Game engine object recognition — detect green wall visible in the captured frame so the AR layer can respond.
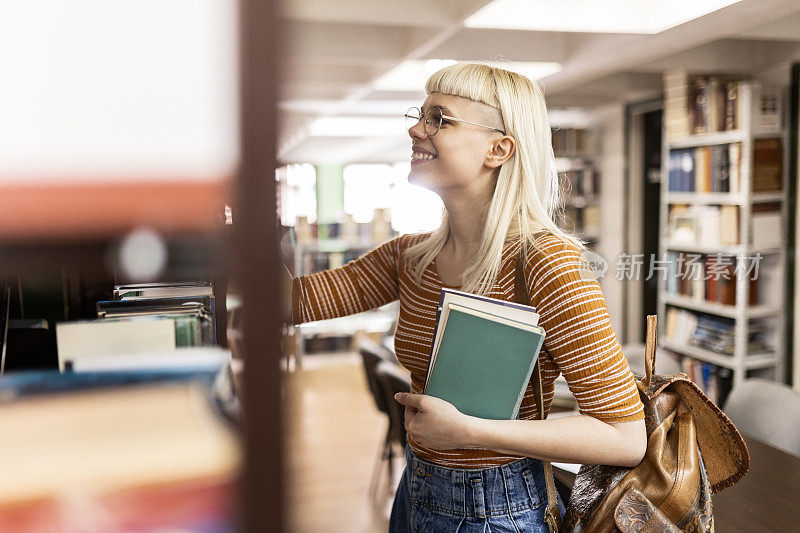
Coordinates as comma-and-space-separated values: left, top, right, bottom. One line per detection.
315, 165, 344, 225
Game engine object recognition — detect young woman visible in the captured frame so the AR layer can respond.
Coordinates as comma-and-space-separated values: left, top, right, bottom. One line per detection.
288, 63, 646, 532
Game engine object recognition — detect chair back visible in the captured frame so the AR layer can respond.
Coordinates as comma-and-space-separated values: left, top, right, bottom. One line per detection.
358, 339, 394, 414
724, 378, 800, 458
375, 360, 411, 447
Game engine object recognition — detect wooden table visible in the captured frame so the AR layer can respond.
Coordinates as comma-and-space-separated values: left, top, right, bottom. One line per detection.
553, 436, 800, 532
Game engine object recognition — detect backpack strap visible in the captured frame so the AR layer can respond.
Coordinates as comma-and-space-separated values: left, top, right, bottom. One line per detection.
515, 248, 562, 533
642, 315, 658, 388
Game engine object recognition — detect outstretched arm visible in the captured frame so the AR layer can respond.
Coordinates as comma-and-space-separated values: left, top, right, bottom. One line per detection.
290, 236, 404, 325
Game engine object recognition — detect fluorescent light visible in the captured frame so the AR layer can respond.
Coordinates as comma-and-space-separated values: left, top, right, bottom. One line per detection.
373, 60, 457, 92
465, 0, 743, 34
308, 116, 402, 137
373, 59, 561, 92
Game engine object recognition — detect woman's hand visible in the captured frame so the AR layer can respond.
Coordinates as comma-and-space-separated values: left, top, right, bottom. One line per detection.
395, 393, 475, 450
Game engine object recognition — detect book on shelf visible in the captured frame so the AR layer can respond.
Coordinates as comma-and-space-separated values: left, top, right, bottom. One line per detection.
666, 252, 758, 306
678, 356, 733, 406
294, 214, 397, 248
560, 165, 599, 197
665, 75, 782, 141
667, 205, 739, 247
667, 143, 741, 193
424, 288, 545, 420
664, 71, 692, 138
113, 281, 213, 300
551, 128, 599, 155
690, 75, 743, 136
752, 137, 783, 192
56, 318, 176, 372
97, 295, 215, 346
665, 307, 770, 356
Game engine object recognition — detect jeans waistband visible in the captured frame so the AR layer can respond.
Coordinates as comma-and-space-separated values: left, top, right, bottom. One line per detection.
404, 445, 547, 519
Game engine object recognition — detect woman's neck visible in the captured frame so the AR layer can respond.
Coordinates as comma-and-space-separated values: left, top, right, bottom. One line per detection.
440, 184, 493, 258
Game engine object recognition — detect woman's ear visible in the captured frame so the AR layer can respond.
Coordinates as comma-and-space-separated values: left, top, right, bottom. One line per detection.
485, 136, 516, 169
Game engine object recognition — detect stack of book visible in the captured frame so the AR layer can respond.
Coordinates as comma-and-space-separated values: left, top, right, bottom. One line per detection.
667, 143, 741, 193
55, 282, 216, 372
98, 288, 216, 347
425, 288, 545, 420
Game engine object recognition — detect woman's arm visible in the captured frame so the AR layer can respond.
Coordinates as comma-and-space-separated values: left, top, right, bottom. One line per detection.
290, 235, 404, 325
469, 412, 646, 467
395, 393, 647, 467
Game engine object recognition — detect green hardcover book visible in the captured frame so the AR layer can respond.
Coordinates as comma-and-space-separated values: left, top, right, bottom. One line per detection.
424, 305, 545, 420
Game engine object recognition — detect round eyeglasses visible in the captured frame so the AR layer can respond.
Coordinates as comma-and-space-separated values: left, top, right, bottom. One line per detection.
404, 106, 506, 137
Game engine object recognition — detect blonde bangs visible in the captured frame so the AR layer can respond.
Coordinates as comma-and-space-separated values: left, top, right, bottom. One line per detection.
424, 63, 501, 109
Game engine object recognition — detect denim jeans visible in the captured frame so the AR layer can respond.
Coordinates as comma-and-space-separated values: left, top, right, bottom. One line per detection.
389, 446, 565, 532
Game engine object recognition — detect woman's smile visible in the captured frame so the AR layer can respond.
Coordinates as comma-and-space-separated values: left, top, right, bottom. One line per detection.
411, 146, 437, 163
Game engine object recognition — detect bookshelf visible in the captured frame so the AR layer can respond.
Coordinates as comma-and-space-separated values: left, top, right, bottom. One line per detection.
552, 127, 602, 248
658, 73, 788, 403
288, 220, 400, 366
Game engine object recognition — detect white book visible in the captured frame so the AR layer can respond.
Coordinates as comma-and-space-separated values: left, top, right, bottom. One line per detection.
695, 206, 721, 247
55, 318, 176, 372
429, 288, 540, 363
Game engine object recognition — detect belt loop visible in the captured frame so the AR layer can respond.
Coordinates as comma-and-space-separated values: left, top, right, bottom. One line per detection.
471, 474, 486, 519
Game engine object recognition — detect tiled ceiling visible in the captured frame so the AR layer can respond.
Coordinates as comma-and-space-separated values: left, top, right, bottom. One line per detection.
278, 0, 800, 165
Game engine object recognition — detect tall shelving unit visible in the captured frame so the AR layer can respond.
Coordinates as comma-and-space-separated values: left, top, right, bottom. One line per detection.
657, 79, 788, 389
552, 127, 602, 249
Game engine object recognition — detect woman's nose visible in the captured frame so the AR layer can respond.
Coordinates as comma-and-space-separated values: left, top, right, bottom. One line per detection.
408, 119, 427, 139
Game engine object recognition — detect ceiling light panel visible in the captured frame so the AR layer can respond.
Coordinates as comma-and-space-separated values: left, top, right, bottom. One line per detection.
465, 0, 743, 34
373, 59, 562, 92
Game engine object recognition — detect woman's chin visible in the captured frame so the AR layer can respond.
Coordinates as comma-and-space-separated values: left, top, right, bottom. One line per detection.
408, 171, 432, 190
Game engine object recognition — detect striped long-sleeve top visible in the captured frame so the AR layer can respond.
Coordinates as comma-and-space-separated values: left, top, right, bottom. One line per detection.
291, 231, 644, 468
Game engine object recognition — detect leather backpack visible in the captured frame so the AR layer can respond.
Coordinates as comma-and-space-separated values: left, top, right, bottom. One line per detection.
515, 255, 750, 532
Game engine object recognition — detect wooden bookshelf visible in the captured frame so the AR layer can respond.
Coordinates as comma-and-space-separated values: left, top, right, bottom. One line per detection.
658, 74, 788, 397
1, 180, 230, 243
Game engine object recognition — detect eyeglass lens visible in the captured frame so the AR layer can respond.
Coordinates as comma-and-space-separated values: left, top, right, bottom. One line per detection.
405, 106, 442, 136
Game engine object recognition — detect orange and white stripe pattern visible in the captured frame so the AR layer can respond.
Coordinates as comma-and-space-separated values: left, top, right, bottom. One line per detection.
292, 232, 644, 468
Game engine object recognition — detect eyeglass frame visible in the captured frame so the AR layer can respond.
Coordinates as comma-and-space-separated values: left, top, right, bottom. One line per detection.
404, 105, 506, 137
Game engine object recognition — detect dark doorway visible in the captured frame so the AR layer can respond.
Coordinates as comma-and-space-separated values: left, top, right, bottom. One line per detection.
642, 109, 662, 339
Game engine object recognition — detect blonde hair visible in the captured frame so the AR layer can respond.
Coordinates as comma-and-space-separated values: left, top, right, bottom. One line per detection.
403, 62, 588, 294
